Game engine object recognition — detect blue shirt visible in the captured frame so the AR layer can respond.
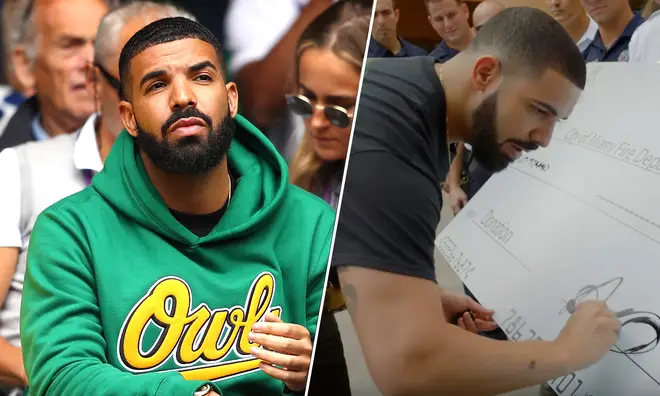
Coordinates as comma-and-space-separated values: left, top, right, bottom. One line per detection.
582, 13, 645, 62
31, 115, 49, 141
428, 41, 460, 63
367, 36, 427, 58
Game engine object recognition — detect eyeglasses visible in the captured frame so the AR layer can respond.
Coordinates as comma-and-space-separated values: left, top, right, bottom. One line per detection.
95, 63, 122, 96
286, 94, 352, 129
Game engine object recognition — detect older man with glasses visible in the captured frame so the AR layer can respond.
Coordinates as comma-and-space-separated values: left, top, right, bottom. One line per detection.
0, 3, 196, 395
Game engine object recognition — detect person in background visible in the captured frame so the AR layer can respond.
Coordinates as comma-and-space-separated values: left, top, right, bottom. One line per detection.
368, 0, 426, 58
21, 16, 332, 396
288, 1, 371, 395
0, 0, 110, 151
224, 0, 332, 162
546, 0, 598, 52
471, 0, 505, 28
629, 0, 660, 62
426, 0, 475, 63
581, 0, 644, 61
0, 0, 33, 137
0, 3, 196, 395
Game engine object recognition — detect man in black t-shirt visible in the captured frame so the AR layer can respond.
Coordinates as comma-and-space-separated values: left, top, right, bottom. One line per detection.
332, 7, 621, 395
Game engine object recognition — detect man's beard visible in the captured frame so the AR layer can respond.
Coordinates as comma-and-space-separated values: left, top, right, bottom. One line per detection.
134, 106, 236, 175
469, 91, 538, 173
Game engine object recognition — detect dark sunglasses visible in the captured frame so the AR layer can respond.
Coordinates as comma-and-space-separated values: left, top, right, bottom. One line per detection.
95, 63, 122, 96
286, 94, 352, 129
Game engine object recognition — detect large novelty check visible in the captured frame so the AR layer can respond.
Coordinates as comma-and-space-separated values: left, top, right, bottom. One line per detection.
436, 63, 660, 396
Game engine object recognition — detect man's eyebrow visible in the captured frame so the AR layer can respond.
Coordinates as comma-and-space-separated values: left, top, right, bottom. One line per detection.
531, 99, 559, 118
139, 69, 166, 89
189, 61, 217, 73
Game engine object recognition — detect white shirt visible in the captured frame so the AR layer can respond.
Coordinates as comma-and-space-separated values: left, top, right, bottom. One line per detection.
225, 0, 336, 161
0, 114, 102, 248
224, 0, 311, 75
629, 10, 660, 64
577, 18, 599, 53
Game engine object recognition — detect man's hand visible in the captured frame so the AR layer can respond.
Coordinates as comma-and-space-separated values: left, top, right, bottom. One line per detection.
249, 313, 312, 392
440, 290, 498, 333
554, 300, 620, 371
448, 185, 468, 215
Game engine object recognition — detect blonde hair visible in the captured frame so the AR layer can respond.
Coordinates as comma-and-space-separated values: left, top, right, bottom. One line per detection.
289, 0, 372, 192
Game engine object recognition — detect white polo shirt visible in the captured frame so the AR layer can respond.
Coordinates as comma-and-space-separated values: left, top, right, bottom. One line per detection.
0, 113, 102, 249
577, 18, 599, 54
629, 10, 660, 64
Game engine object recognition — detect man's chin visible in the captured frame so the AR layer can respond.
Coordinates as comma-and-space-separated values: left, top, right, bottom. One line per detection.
473, 152, 513, 173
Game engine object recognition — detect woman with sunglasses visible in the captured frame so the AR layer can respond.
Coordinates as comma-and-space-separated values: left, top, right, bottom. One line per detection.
287, 1, 372, 394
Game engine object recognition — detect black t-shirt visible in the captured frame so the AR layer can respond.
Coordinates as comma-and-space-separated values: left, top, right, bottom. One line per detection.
170, 171, 237, 237
331, 56, 450, 282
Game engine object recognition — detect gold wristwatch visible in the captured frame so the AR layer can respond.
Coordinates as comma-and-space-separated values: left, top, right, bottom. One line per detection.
194, 384, 213, 396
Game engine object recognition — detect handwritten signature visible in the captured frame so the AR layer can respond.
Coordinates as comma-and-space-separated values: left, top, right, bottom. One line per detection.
518, 155, 550, 172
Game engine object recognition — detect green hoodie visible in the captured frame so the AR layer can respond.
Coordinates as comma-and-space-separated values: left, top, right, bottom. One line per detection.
20, 115, 335, 396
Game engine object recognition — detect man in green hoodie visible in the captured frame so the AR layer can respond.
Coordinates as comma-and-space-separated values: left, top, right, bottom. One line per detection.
20, 17, 334, 396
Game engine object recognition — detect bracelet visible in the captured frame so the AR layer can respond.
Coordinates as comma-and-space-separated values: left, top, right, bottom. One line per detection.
194, 384, 212, 396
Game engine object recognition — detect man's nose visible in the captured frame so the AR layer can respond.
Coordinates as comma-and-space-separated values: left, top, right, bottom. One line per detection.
531, 126, 554, 148
77, 41, 96, 72
169, 78, 197, 110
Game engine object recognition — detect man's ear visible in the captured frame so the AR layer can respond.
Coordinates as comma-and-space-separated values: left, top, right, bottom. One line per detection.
471, 55, 501, 92
119, 101, 138, 137
11, 46, 36, 96
461, 3, 470, 16
226, 82, 239, 118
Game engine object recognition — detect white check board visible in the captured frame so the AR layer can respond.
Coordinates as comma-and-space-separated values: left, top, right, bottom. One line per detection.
435, 63, 660, 396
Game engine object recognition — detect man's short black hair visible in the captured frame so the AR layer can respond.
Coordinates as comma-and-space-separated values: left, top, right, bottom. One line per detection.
118, 16, 224, 100
467, 7, 586, 89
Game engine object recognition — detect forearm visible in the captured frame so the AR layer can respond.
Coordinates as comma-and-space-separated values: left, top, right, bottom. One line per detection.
446, 143, 465, 190
235, 2, 329, 127
387, 324, 568, 396
340, 267, 570, 396
0, 337, 26, 388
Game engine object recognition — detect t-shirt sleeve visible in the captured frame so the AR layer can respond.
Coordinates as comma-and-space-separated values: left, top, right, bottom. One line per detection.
0, 147, 23, 248
331, 151, 440, 282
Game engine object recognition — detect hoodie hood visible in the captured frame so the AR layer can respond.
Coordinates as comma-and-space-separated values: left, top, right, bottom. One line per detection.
92, 114, 288, 247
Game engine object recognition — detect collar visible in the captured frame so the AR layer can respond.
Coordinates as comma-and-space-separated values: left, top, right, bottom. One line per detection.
592, 13, 645, 51
31, 115, 49, 141
578, 18, 599, 48
430, 41, 460, 62
73, 113, 103, 172
369, 36, 410, 57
